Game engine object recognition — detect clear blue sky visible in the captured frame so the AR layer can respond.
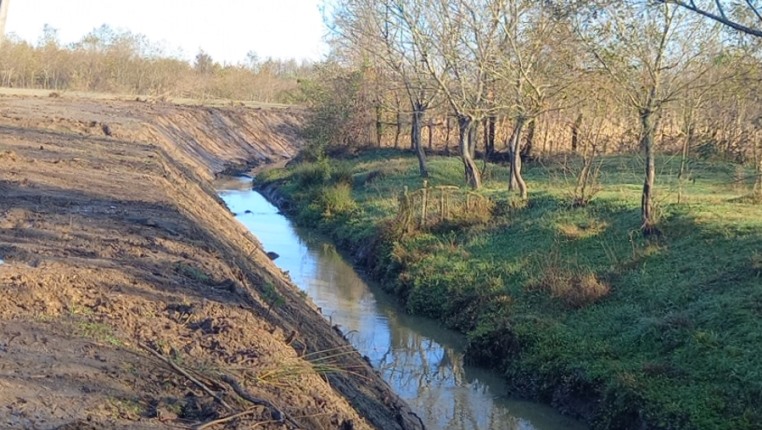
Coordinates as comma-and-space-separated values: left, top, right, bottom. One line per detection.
4, 0, 329, 64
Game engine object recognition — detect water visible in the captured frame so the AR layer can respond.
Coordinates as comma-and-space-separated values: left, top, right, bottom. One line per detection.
216, 177, 585, 430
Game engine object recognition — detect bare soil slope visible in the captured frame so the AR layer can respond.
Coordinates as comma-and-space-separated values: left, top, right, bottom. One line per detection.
0, 94, 422, 430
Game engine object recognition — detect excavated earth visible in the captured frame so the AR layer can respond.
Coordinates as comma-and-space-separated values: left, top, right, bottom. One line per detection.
0, 94, 423, 430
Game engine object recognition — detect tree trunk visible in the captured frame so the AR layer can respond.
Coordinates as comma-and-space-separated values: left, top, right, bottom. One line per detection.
394, 110, 402, 148
468, 120, 479, 159
521, 118, 536, 159
508, 117, 528, 199
542, 117, 550, 155
412, 103, 429, 178
571, 113, 583, 153
445, 116, 452, 156
0, 0, 9, 48
486, 116, 496, 158
677, 117, 694, 204
641, 108, 657, 231
754, 132, 762, 196
458, 115, 481, 189
375, 104, 383, 147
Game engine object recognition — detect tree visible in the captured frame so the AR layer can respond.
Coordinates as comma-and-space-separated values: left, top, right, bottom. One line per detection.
194, 49, 216, 75
332, 0, 439, 177
393, 0, 509, 189
297, 62, 377, 158
576, 1, 719, 232
491, 1, 578, 199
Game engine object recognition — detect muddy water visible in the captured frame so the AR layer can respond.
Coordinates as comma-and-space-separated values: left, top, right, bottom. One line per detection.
216, 177, 585, 430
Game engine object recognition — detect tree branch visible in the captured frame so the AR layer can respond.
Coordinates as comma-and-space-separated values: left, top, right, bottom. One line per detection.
658, 0, 762, 37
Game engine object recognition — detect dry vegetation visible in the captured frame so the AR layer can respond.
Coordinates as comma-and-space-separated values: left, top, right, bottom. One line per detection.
0, 25, 310, 103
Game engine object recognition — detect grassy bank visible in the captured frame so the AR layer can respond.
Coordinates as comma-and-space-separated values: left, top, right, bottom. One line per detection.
259, 149, 762, 430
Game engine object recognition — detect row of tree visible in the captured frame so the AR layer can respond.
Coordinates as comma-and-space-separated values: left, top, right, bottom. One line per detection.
0, 24, 312, 103
310, 0, 762, 230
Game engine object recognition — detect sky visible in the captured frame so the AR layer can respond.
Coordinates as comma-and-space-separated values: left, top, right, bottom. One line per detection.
4, 0, 329, 64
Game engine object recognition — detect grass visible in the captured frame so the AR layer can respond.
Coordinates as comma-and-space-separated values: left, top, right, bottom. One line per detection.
77, 321, 122, 346
259, 150, 762, 429
174, 262, 211, 283
107, 397, 147, 420
249, 346, 366, 387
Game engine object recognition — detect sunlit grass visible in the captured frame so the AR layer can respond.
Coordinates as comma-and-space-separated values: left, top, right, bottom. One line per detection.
261, 150, 762, 429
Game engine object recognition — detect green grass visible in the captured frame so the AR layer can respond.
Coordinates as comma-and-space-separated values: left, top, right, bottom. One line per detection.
258, 150, 762, 430
174, 261, 211, 283
77, 321, 122, 346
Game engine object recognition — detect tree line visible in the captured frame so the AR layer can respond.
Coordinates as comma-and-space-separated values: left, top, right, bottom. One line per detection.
302, 0, 762, 232
0, 24, 312, 103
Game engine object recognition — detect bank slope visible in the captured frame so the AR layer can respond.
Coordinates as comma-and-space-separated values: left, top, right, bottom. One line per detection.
0, 96, 422, 430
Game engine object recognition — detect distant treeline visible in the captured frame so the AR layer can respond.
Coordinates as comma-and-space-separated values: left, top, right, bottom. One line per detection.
0, 24, 313, 103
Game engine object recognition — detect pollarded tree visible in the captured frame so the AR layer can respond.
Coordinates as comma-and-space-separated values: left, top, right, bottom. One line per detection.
490, 1, 580, 199
576, 1, 720, 232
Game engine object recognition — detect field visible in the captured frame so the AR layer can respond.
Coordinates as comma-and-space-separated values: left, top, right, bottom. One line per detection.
260, 149, 762, 429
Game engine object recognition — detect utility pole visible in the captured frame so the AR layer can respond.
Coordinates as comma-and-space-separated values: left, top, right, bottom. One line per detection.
0, 0, 9, 47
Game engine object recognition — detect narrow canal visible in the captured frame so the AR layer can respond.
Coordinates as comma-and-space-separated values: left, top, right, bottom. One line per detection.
216, 176, 585, 430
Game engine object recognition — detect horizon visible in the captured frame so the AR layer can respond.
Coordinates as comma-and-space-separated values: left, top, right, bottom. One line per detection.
3, 0, 329, 64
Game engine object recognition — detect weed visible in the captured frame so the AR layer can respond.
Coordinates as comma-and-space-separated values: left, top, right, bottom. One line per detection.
68, 304, 94, 316
259, 282, 285, 317
77, 321, 122, 345
315, 183, 358, 218
107, 397, 146, 420
174, 262, 211, 283
331, 162, 354, 186
530, 261, 611, 309
294, 160, 332, 187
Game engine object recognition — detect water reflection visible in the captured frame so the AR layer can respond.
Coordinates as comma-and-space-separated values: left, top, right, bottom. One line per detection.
216, 177, 585, 430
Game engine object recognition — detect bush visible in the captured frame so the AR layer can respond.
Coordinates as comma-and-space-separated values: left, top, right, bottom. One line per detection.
294, 160, 332, 188
331, 162, 354, 186
315, 183, 358, 218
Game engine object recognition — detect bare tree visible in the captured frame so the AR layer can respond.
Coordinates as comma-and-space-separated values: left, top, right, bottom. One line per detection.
491, 1, 578, 199
333, 0, 442, 177
392, 0, 509, 189
576, 1, 720, 232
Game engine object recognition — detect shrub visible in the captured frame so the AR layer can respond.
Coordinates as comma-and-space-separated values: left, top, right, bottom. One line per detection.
331, 162, 354, 186
316, 183, 358, 218
294, 161, 332, 188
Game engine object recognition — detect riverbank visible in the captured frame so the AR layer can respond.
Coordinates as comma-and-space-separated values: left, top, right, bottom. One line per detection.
0, 94, 422, 429
257, 149, 762, 430
219, 178, 587, 430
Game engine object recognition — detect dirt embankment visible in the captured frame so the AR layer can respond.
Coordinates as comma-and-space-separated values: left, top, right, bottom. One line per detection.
0, 95, 423, 430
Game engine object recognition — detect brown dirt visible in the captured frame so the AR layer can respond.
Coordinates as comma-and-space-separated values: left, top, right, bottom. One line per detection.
0, 94, 423, 430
